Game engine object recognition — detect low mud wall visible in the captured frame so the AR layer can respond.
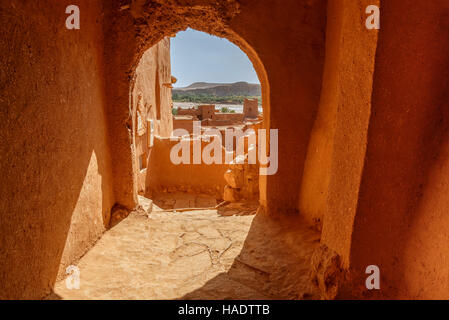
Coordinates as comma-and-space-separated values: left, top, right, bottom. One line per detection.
146, 137, 228, 198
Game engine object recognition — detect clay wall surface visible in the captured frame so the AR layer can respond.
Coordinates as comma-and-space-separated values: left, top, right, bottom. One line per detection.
345, 0, 449, 299
219, 113, 245, 121
213, 113, 245, 122
0, 0, 115, 299
137, 167, 147, 195
301, 0, 380, 300
132, 37, 173, 194
199, 105, 216, 120
173, 117, 196, 134
177, 108, 201, 117
243, 98, 259, 119
304, 0, 449, 300
132, 38, 173, 140
145, 137, 228, 198
202, 119, 243, 127
135, 132, 148, 157
301, 0, 379, 236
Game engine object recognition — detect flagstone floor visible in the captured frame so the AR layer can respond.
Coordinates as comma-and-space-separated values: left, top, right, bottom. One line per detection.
51, 194, 320, 300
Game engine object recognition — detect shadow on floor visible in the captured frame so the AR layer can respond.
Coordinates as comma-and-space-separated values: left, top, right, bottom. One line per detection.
51, 199, 321, 300
179, 209, 321, 300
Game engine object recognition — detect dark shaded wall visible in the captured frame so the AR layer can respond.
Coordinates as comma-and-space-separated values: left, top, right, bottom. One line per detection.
0, 0, 115, 299
347, 0, 449, 299
317, 0, 379, 262
306, 0, 449, 299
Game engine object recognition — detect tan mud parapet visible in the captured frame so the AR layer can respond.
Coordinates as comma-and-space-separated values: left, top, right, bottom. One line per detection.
243, 98, 259, 119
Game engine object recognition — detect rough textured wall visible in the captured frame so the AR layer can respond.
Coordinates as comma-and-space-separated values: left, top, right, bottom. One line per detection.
243, 98, 259, 119
132, 37, 174, 194
173, 117, 196, 134
304, 0, 379, 299
0, 0, 115, 299
101, 0, 327, 215
146, 137, 228, 198
346, 0, 449, 299
298, 0, 347, 227
300, 0, 380, 231
102, 1, 139, 209
312, 0, 379, 265
132, 37, 173, 139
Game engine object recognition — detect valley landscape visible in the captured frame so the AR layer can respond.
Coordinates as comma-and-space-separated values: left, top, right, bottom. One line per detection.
172, 81, 262, 106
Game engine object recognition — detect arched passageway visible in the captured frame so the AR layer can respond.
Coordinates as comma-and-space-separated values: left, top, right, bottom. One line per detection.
131, 30, 264, 204
1, 0, 329, 299
49, 21, 325, 299
7, 0, 449, 301
60, 0, 328, 300
102, 0, 327, 216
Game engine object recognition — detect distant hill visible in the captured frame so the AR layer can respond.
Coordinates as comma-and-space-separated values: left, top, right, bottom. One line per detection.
173, 81, 261, 97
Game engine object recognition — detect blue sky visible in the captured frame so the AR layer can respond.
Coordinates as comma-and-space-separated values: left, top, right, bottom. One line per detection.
170, 28, 260, 88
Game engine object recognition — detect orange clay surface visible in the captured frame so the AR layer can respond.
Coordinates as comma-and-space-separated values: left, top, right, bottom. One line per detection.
51, 195, 320, 300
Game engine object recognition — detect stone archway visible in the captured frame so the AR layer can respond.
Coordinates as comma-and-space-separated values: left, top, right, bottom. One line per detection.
103, 0, 272, 210
102, 0, 327, 214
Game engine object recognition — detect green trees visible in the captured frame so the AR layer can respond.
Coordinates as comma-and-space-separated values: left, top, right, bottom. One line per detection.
172, 92, 261, 105
219, 107, 235, 113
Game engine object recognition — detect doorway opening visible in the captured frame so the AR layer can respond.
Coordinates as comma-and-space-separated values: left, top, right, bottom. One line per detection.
53, 15, 320, 300
132, 29, 264, 211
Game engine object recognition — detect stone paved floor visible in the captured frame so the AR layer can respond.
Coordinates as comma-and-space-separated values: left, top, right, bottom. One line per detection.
52, 194, 321, 300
